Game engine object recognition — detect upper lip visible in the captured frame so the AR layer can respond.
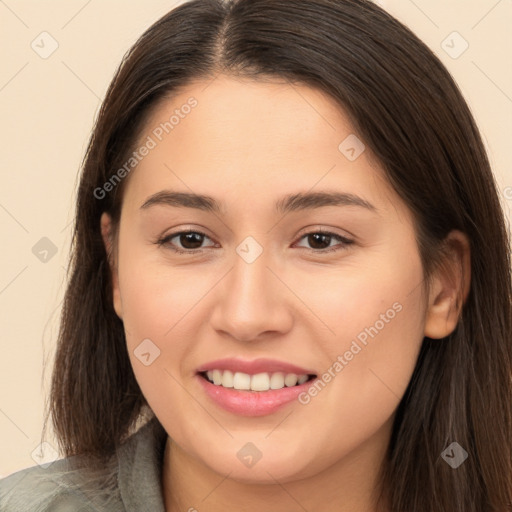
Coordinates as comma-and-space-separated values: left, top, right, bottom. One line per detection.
196, 357, 316, 376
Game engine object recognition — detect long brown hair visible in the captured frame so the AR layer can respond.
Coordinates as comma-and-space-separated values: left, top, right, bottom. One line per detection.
45, 0, 512, 510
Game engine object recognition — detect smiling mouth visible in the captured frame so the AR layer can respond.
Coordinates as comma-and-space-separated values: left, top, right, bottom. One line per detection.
199, 370, 317, 392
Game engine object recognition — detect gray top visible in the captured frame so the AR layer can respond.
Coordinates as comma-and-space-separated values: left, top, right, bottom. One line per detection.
0, 416, 168, 511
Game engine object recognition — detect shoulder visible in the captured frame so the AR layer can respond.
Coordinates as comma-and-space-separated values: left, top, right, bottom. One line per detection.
0, 415, 167, 512
0, 452, 122, 512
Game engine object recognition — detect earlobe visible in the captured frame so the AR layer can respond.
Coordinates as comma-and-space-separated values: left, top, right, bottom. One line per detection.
100, 212, 123, 320
423, 230, 471, 339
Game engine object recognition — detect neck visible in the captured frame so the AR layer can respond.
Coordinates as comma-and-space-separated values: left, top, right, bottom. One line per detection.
161, 419, 392, 512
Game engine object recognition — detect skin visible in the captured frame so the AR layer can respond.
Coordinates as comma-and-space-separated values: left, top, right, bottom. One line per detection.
101, 75, 470, 512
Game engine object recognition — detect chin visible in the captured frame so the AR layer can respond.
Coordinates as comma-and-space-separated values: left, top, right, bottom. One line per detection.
199, 447, 317, 485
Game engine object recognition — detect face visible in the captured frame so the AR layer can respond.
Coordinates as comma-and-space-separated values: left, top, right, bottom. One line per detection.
104, 75, 432, 484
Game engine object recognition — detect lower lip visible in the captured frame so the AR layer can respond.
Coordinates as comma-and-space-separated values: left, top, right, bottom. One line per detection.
197, 374, 315, 417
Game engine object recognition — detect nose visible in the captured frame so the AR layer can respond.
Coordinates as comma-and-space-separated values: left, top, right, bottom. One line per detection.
209, 248, 294, 343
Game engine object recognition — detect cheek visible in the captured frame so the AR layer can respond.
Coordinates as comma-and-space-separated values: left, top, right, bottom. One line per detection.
301, 297, 424, 478
116, 250, 206, 443
114, 236, 192, 396
298, 242, 427, 420
115, 236, 231, 424
116, 238, 212, 343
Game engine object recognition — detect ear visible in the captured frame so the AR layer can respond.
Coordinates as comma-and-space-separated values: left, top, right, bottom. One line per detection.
423, 230, 471, 339
100, 212, 123, 320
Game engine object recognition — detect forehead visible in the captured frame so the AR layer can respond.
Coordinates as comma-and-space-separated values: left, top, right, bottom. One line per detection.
122, 75, 401, 217
141, 75, 353, 157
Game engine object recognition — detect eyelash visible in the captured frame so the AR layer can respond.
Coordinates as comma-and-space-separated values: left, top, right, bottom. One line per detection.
156, 228, 354, 255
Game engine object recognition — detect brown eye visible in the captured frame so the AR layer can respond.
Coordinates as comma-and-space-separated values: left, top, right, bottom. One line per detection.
295, 231, 353, 253
307, 233, 333, 250
158, 230, 216, 253
177, 232, 205, 249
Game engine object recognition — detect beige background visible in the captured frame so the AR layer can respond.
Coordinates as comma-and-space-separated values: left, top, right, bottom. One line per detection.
0, 0, 511, 476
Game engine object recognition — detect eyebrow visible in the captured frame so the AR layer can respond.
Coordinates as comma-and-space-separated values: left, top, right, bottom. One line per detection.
140, 190, 378, 214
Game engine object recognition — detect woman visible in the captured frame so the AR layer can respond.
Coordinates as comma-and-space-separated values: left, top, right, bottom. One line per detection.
1, 0, 511, 510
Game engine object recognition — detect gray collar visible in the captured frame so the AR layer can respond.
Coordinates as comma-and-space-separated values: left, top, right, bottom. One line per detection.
117, 416, 168, 511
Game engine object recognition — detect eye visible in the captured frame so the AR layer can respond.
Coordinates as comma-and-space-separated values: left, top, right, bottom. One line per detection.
156, 228, 354, 255
294, 230, 354, 253
157, 230, 216, 254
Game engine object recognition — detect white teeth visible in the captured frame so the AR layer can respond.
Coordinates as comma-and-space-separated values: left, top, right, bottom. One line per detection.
269, 372, 285, 389
221, 370, 234, 388
250, 373, 270, 391
297, 374, 309, 385
212, 369, 223, 385
233, 372, 251, 390
204, 370, 311, 391
284, 373, 298, 387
